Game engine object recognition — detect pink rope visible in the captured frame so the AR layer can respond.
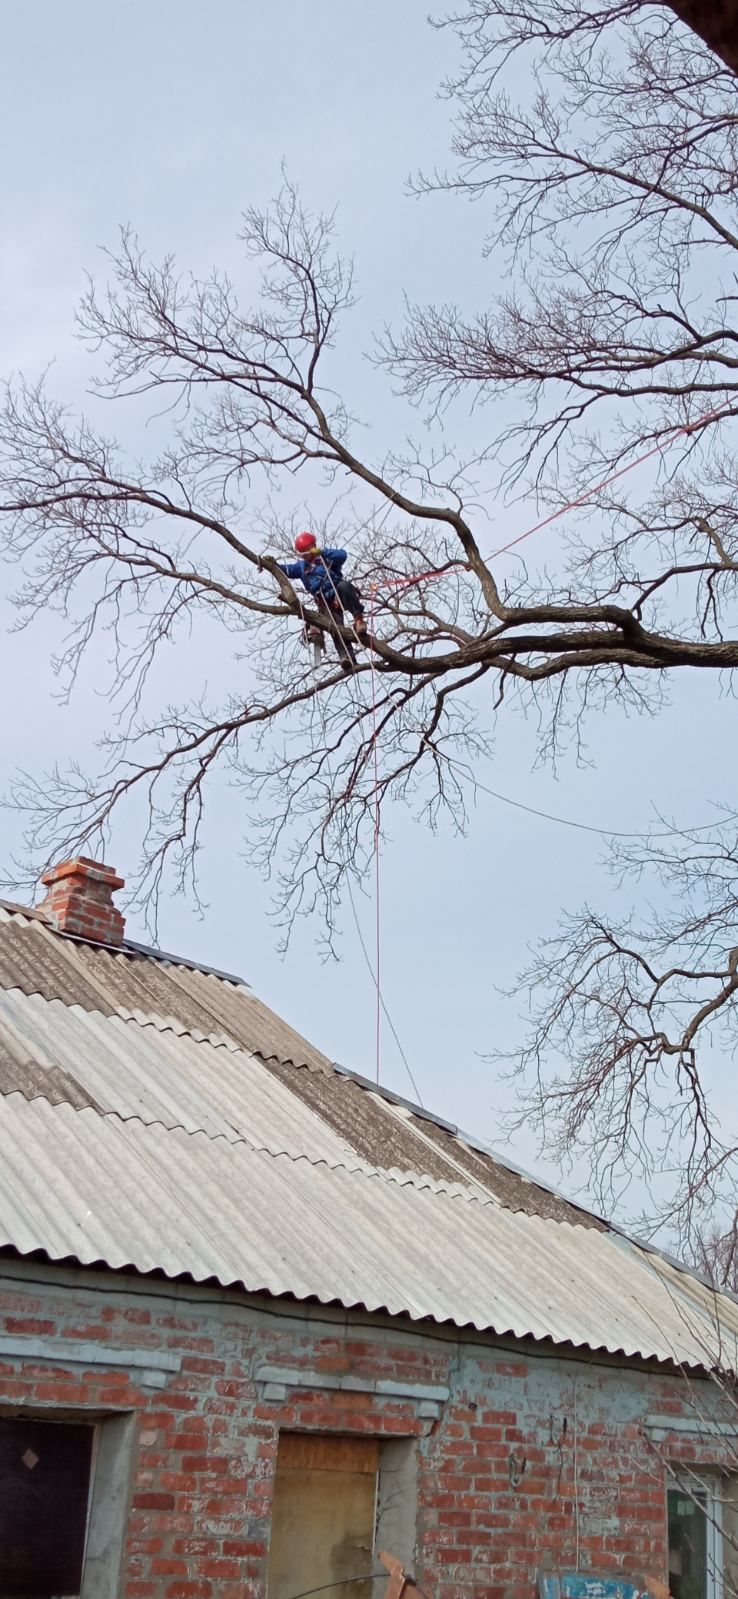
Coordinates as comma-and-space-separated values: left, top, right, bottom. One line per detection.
372, 404, 731, 600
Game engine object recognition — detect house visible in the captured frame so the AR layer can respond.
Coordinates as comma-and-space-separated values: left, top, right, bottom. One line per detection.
0, 856, 737, 1599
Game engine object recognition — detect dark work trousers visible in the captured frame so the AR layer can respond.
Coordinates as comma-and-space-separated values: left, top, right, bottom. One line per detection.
316, 586, 363, 662
329, 578, 364, 619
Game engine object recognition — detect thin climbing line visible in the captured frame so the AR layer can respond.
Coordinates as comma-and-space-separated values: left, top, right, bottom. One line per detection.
303, 556, 389, 1091
314, 555, 384, 1087
345, 872, 425, 1107
283, 1577, 390, 1599
367, 590, 382, 1087
283, 1575, 430, 1599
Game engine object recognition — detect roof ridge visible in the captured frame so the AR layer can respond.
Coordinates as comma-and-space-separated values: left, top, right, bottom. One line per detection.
0, 900, 47, 923
113, 935, 250, 988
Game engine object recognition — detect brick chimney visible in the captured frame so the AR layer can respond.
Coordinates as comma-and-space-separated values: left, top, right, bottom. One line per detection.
39, 858, 126, 946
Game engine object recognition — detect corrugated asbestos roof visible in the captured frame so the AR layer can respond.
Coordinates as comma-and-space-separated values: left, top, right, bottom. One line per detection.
0, 902, 735, 1372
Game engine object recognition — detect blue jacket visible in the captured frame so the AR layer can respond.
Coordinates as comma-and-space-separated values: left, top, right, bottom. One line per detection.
278, 547, 347, 601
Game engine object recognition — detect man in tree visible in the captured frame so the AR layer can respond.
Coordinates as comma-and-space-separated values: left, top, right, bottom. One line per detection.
276, 533, 368, 672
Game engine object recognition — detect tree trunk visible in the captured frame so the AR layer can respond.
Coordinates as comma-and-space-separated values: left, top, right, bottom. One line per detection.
666, 0, 738, 73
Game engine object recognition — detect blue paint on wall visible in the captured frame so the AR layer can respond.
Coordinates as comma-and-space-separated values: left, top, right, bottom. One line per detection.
540, 1574, 654, 1599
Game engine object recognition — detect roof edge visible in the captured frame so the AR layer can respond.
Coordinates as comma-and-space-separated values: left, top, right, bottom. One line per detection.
0, 1243, 719, 1375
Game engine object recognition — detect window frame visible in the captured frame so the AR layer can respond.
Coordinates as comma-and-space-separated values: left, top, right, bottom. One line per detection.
668, 1474, 725, 1599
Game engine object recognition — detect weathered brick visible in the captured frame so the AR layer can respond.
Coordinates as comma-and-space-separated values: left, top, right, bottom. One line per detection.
4, 1316, 57, 1335
133, 1492, 176, 1512
0, 1262, 728, 1599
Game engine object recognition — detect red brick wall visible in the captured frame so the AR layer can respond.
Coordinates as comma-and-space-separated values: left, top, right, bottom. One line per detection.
0, 1263, 733, 1599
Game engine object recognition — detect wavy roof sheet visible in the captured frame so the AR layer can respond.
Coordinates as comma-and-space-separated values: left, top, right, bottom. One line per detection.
0, 902, 735, 1372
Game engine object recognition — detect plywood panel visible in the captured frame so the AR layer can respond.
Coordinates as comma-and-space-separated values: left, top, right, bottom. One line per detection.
278, 1434, 380, 1474
268, 1434, 379, 1599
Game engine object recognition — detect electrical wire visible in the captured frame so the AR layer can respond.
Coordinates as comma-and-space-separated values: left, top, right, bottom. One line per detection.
435, 748, 738, 842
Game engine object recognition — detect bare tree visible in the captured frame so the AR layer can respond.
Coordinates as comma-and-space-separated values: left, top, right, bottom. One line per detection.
502, 825, 738, 1255
661, 0, 738, 74
697, 1224, 738, 1294
395, 5, 738, 1247
0, 2, 736, 958
446, 1, 738, 76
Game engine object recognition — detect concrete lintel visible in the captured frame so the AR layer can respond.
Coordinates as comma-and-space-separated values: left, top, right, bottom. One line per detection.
645, 1413, 738, 1441
0, 1334, 181, 1387
340, 1374, 374, 1392
263, 1382, 288, 1401
375, 1379, 449, 1402
256, 1365, 304, 1387
255, 1364, 449, 1406
136, 1368, 174, 1391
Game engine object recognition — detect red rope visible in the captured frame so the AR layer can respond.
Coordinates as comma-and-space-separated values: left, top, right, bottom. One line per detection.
371, 404, 731, 601
483, 403, 730, 564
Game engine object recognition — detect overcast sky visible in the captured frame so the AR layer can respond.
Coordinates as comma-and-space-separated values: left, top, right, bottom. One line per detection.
0, 1, 733, 1222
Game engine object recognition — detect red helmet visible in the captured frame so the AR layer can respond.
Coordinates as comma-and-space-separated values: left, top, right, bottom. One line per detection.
294, 531, 319, 554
